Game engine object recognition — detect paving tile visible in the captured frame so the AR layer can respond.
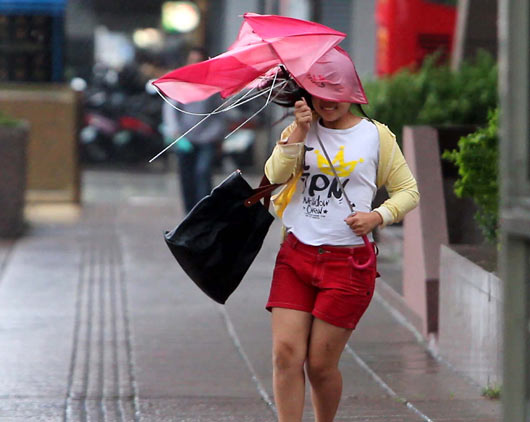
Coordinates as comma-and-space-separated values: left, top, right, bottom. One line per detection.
0, 169, 502, 421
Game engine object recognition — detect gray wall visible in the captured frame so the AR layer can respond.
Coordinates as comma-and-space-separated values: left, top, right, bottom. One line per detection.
452, 0, 497, 69
439, 245, 502, 388
319, 0, 377, 79
218, 0, 377, 78
221, 0, 261, 51
320, 0, 353, 51
65, 0, 97, 79
351, 0, 376, 78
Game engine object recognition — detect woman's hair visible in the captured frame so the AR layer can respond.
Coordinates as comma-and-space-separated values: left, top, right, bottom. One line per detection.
353, 104, 372, 120
257, 68, 313, 108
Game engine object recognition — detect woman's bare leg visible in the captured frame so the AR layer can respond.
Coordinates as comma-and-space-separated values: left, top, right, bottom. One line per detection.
306, 318, 353, 422
271, 308, 313, 422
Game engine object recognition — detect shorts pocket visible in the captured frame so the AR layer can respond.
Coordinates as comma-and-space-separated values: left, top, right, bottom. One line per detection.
349, 256, 376, 297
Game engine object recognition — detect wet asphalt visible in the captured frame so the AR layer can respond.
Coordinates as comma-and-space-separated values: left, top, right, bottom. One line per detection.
0, 168, 501, 421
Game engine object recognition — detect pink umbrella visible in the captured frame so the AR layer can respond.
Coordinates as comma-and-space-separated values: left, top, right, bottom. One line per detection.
153, 13, 347, 104
152, 14, 374, 269
293, 46, 368, 104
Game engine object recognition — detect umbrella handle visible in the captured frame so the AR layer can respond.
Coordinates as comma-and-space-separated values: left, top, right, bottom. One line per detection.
350, 234, 376, 270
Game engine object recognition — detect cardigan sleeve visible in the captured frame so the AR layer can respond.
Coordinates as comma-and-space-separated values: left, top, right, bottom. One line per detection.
264, 121, 303, 184
372, 135, 420, 226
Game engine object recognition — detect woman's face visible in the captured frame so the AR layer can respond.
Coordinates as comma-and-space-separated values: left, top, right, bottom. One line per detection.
312, 97, 353, 128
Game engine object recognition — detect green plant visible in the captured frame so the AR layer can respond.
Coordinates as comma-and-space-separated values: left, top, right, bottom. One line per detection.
419, 51, 498, 125
482, 384, 501, 400
0, 110, 22, 127
360, 50, 498, 141
442, 108, 499, 242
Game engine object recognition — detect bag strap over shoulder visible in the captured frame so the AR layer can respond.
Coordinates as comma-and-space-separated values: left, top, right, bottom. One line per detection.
314, 126, 376, 270
244, 175, 281, 209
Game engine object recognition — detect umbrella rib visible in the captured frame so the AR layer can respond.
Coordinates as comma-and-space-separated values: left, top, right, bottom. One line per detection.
155, 77, 288, 116
224, 69, 286, 140
220, 81, 286, 111
149, 78, 286, 162
150, 63, 292, 162
148, 97, 231, 162
154, 84, 256, 116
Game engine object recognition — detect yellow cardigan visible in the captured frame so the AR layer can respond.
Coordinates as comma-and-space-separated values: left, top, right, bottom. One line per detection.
264, 119, 420, 226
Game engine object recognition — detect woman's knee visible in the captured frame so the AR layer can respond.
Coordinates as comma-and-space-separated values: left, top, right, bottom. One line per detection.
306, 357, 338, 383
272, 340, 306, 372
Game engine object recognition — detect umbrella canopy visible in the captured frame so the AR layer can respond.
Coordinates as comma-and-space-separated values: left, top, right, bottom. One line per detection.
153, 13, 346, 104
294, 46, 368, 104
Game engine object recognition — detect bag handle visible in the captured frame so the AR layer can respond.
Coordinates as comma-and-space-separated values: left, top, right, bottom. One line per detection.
244, 175, 281, 209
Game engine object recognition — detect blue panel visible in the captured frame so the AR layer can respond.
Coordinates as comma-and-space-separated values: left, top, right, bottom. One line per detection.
0, 0, 66, 15
51, 14, 64, 81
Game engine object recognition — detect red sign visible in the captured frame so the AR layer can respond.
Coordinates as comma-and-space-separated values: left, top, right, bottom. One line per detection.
376, 0, 457, 76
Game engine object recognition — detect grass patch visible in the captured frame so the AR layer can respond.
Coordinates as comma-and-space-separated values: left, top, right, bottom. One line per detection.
0, 111, 22, 127
482, 385, 501, 400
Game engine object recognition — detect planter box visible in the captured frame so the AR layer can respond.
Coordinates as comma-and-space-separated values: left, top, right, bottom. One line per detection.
436, 126, 484, 245
0, 123, 29, 237
438, 244, 502, 387
402, 124, 478, 336
0, 85, 81, 203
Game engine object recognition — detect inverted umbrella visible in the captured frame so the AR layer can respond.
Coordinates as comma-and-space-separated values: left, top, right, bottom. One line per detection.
152, 13, 346, 104
159, 14, 374, 306
293, 45, 368, 104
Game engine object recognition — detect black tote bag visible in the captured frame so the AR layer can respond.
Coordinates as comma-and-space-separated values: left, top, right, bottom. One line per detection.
164, 170, 279, 304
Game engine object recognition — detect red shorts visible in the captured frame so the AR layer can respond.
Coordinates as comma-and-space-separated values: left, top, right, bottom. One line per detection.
266, 233, 378, 330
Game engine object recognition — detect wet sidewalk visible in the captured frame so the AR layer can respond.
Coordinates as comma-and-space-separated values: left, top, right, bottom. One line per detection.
0, 168, 501, 421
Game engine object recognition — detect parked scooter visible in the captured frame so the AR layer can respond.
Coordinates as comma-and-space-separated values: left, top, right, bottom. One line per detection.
76, 64, 164, 164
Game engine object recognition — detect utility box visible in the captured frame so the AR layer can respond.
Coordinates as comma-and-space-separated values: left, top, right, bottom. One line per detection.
0, 0, 66, 82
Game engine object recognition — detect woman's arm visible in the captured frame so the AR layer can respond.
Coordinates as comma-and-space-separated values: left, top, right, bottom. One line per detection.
264, 121, 303, 183
265, 99, 314, 184
373, 140, 420, 226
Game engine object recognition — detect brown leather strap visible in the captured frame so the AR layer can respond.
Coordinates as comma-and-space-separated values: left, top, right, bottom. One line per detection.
244, 175, 281, 209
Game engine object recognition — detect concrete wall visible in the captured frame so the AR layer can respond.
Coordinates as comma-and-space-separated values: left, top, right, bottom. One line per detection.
0, 125, 28, 236
221, 0, 260, 51
403, 126, 449, 336
452, 0, 498, 69
438, 245, 502, 387
319, 0, 353, 54
280, 0, 311, 20
351, 0, 377, 78
401, 125, 485, 336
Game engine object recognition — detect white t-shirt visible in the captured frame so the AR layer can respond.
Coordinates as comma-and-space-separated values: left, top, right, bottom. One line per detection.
282, 118, 379, 246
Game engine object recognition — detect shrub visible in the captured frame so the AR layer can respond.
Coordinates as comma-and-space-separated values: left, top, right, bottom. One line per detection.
355, 51, 500, 243
0, 110, 22, 127
442, 108, 499, 243
360, 50, 498, 141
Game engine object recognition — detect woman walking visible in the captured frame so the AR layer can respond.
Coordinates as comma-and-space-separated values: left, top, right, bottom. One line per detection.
264, 48, 419, 422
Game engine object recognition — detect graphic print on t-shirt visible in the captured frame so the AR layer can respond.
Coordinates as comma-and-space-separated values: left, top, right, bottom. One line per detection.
300, 145, 364, 219
281, 119, 378, 246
